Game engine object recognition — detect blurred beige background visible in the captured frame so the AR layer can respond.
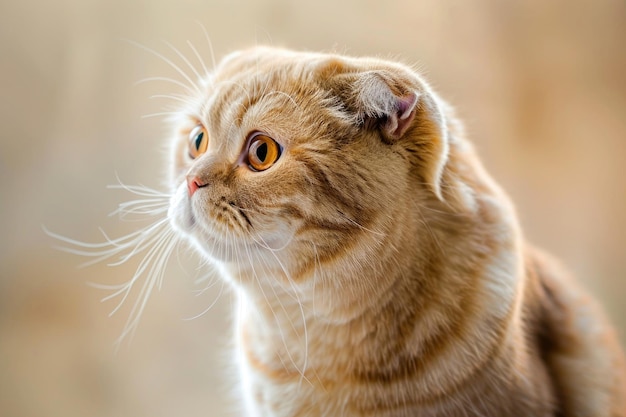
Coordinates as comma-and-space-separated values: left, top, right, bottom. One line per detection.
1, 1, 625, 416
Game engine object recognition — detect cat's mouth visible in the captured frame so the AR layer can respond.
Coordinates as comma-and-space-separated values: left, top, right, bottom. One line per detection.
168, 180, 299, 270
168, 183, 265, 262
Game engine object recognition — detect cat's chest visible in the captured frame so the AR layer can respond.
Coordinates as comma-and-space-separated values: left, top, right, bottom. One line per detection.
234, 313, 534, 417
239, 374, 329, 417
235, 311, 363, 417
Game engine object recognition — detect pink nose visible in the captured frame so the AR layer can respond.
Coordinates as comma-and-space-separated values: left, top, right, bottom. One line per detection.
187, 176, 204, 196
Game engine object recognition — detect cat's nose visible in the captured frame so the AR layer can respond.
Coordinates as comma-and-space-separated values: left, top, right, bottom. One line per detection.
187, 176, 206, 197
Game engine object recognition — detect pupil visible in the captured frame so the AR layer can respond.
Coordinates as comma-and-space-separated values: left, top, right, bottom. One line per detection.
194, 132, 204, 150
256, 142, 268, 161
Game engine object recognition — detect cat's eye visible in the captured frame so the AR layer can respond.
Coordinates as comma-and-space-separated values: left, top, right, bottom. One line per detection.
188, 125, 208, 159
247, 134, 281, 171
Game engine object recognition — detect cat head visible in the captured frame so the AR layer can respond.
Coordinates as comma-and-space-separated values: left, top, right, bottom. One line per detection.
167, 47, 452, 285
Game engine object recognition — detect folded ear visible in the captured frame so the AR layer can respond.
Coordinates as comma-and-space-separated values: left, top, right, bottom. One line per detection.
332, 68, 449, 200
352, 71, 420, 141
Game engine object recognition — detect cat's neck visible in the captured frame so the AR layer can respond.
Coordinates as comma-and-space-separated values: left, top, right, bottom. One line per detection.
232, 244, 526, 415
232, 207, 523, 376
227, 178, 527, 412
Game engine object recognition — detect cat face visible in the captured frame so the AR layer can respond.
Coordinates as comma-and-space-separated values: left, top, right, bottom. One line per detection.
167, 47, 449, 284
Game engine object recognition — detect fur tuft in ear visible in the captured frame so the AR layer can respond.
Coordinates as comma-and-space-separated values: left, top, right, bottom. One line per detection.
384, 92, 419, 141
353, 71, 419, 142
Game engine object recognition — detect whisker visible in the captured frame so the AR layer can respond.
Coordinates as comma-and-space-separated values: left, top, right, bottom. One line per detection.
182, 279, 225, 321
246, 227, 294, 254
244, 233, 300, 306
150, 94, 192, 104
196, 21, 217, 71
245, 241, 310, 383
163, 40, 204, 86
104, 222, 171, 265
114, 204, 169, 219
125, 39, 201, 95
114, 229, 179, 349
157, 234, 179, 290
141, 111, 181, 120
111, 198, 169, 217
107, 181, 171, 198
135, 76, 196, 95
45, 178, 179, 347
186, 40, 210, 79
192, 274, 221, 296
252, 233, 311, 388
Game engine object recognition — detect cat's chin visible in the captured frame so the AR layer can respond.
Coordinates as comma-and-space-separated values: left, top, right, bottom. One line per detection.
168, 192, 262, 266
168, 184, 296, 267
168, 204, 245, 264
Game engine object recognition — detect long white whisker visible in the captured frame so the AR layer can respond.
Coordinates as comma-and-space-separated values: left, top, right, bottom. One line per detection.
196, 21, 217, 70
99, 226, 172, 313
105, 222, 170, 265
248, 229, 294, 252
157, 233, 179, 290
245, 241, 308, 381
244, 233, 300, 305
115, 201, 169, 212
107, 181, 171, 197
183, 279, 225, 321
141, 111, 181, 120
149, 94, 192, 104
45, 177, 179, 347
125, 40, 201, 95
186, 40, 210, 78
251, 232, 311, 388
135, 76, 196, 95
164, 40, 203, 86
114, 229, 178, 348
192, 274, 221, 296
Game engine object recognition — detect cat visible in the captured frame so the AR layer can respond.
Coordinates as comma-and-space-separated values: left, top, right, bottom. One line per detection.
54, 45, 626, 416
163, 46, 626, 416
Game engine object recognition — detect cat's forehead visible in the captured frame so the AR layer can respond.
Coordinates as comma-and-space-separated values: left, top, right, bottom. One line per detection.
208, 46, 417, 105
195, 48, 349, 146
213, 47, 325, 81
207, 47, 333, 110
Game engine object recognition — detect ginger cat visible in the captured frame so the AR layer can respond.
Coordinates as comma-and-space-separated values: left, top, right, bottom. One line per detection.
164, 47, 626, 416
53, 45, 621, 416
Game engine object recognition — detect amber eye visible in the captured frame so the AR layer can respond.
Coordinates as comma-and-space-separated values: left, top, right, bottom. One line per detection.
247, 134, 281, 171
188, 125, 208, 159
